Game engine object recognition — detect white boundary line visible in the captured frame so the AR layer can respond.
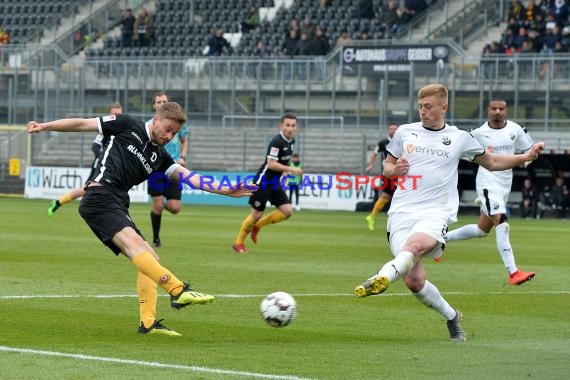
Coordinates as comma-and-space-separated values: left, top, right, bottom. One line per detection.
0, 346, 313, 380
0, 290, 569, 300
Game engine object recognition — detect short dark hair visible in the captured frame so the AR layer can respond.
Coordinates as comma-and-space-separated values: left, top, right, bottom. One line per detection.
281, 111, 297, 123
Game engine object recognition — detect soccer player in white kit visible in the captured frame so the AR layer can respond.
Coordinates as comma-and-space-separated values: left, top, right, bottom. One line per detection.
353, 84, 545, 341
445, 99, 536, 285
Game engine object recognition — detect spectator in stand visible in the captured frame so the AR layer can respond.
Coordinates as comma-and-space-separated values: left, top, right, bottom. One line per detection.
296, 31, 313, 79
207, 28, 231, 56
241, 5, 261, 34
133, 7, 154, 47
335, 29, 353, 48
521, 178, 538, 218
551, 0, 569, 27
513, 26, 530, 51
544, 11, 557, 32
508, 0, 527, 25
524, 0, 544, 28
288, 18, 300, 34
281, 28, 299, 79
0, 27, 9, 45
312, 26, 330, 56
320, 0, 331, 8
382, 0, 401, 36
359, 30, 370, 40
404, 0, 427, 19
397, 4, 412, 26
537, 184, 552, 218
528, 23, 545, 52
253, 40, 268, 57
358, 0, 375, 19
543, 24, 563, 52
550, 176, 569, 218
120, 8, 135, 48
300, 17, 316, 41
282, 28, 300, 57
500, 27, 517, 53
312, 26, 330, 80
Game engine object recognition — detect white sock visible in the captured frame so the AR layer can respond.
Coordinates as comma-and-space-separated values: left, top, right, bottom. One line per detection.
413, 280, 456, 320
377, 251, 416, 282
446, 224, 487, 241
495, 222, 517, 274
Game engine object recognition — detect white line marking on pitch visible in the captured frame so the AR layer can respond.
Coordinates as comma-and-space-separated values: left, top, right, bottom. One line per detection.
0, 290, 569, 300
0, 346, 313, 380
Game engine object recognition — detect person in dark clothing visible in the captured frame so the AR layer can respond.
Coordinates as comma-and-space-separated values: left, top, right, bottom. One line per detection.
27, 102, 254, 337
120, 8, 135, 47
233, 112, 303, 254
521, 178, 538, 218
207, 28, 231, 56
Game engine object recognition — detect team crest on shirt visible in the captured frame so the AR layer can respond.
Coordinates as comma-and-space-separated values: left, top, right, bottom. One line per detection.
510, 133, 516, 140
441, 136, 451, 145
269, 147, 279, 157
492, 202, 499, 210
150, 152, 158, 162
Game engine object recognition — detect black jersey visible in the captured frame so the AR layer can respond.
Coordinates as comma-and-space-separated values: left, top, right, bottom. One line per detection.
254, 132, 295, 187
374, 137, 391, 162
92, 114, 176, 194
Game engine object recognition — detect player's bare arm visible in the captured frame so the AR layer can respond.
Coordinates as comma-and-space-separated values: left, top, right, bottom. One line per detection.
27, 118, 99, 133
474, 142, 545, 171
267, 158, 303, 176
383, 155, 409, 176
171, 165, 256, 197
179, 135, 188, 165
366, 152, 378, 173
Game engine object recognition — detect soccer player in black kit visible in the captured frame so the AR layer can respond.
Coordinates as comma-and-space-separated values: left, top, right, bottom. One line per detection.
27, 102, 254, 336
233, 111, 303, 253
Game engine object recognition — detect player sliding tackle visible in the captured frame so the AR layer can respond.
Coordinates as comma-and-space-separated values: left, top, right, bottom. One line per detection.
27, 102, 256, 337
353, 84, 545, 342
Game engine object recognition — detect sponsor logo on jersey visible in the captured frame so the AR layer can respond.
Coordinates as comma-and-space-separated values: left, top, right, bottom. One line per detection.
102, 115, 116, 122
406, 144, 450, 158
127, 144, 153, 174
269, 147, 279, 157
131, 131, 143, 144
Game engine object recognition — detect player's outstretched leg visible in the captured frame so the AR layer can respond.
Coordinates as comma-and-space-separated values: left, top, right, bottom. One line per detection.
354, 274, 390, 297
365, 215, 375, 231
138, 319, 181, 336
446, 309, 466, 342
47, 200, 61, 217
170, 282, 215, 309
509, 269, 535, 285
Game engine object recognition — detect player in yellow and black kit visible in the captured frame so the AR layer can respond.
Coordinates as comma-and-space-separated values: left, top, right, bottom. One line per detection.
365, 122, 398, 231
233, 111, 303, 253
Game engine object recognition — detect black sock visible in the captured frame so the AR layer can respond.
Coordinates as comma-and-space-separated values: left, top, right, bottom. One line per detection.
150, 211, 162, 241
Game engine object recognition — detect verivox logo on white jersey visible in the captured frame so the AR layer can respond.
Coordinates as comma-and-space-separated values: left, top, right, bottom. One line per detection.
406, 143, 451, 158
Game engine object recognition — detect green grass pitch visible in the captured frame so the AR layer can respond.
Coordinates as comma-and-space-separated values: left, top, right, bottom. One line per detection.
0, 198, 568, 379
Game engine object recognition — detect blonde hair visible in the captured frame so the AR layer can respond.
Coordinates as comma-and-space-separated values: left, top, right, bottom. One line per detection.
156, 102, 186, 125
418, 84, 448, 102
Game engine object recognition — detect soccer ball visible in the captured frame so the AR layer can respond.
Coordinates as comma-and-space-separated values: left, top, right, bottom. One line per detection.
260, 291, 297, 327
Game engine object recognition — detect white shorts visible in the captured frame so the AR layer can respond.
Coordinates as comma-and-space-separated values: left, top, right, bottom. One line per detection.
476, 187, 509, 216
387, 212, 448, 259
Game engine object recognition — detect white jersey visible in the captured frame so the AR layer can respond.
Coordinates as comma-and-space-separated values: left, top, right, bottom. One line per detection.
387, 122, 485, 223
471, 120, 534, 192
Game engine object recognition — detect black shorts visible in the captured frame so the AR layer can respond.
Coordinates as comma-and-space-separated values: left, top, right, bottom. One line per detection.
78, 186, 144, 255
248, 187, 290, 211
381, 177, 396, 196
147, 176, 182, 200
